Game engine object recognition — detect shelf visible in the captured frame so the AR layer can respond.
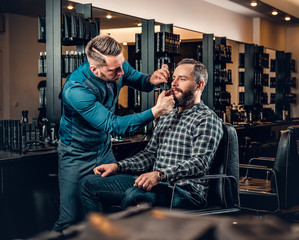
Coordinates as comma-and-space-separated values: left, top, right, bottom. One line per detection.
38, 39, 46, 44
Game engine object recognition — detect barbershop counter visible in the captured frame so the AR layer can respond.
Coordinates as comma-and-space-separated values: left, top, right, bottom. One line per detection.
0, 134, 151, 240
0, 134, 151, 194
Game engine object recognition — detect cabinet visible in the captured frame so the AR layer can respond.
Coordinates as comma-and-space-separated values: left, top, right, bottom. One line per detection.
275, 51, 296, 119
133, 21, 180, 132
201, 34, 233, 118
239, 44, 269, 121
238, 44, 296, 121
42, 0, 99, 125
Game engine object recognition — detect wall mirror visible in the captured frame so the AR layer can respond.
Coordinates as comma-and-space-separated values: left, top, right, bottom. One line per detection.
1, 0, 264, 124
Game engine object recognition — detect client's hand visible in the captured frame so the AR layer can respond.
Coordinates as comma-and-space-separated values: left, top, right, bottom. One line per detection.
93, 163, 117, 178
134, 171, 160, 191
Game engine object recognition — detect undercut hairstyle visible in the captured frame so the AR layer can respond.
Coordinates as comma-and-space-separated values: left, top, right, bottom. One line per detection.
85, 35, 122, 67
177, 58, 208, 85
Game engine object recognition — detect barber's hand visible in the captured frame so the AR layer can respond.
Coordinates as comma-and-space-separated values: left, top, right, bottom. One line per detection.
134, 171, 160, 191
149, 64, 170, 85
93, 163, 117, 178
151, 90, 174, 119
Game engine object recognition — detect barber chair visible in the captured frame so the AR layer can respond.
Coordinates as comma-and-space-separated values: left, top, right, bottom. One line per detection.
239, 125, 299, 212
170, 123, 240, 215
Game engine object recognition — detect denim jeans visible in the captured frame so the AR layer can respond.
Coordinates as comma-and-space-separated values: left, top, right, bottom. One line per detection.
81, 173, 205, 214
53, 140, 115, 232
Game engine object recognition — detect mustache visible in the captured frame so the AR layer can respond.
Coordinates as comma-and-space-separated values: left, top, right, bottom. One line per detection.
165, 88, 184, 97
170, 88, 183, 92
171, 88, 183, 93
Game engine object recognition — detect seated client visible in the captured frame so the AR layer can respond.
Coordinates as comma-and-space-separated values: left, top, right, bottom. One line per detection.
81, 58, 223, 213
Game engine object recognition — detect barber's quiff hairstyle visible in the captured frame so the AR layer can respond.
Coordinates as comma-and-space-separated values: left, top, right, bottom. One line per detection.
177, 58, 208, 85
85, 35, 122, 67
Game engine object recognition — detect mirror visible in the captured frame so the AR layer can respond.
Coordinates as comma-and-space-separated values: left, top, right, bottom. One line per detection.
0, 0, 145, 121
1, 0, 277, 125
0, 0, 207, 121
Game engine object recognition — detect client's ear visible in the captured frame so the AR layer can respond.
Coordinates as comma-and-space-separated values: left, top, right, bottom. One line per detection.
197, 81, 205, 91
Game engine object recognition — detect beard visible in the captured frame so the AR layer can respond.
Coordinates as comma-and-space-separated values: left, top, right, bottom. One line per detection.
173, 86, 196, 108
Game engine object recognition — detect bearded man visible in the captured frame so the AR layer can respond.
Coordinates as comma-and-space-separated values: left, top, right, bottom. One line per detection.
80, 58, 223, 213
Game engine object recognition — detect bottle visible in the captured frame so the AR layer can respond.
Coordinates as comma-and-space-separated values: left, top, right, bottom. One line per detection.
221, 111, 226, 123
69, 51, 74, 73
74, 51, 78, 70
38, 52, 44, 74
249, 110, 253, 123
21, 110, 29, 124
282, 106, 287, 121
43, 52, 47, 74
231, 103, 238, 124
78, 52, 82, 66
64, 51, 70, 74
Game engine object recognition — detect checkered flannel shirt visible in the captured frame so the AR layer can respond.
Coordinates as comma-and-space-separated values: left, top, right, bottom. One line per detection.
118, 101, 223, 198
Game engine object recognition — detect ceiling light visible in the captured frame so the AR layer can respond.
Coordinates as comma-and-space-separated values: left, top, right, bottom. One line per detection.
272, 10, 278, 16
123, 42, 128, 46
106, 14, 112, 19
67, 5, 74, 10
137, 23, 142, 26
285, 16, 291, 21
250, 1, 258, 7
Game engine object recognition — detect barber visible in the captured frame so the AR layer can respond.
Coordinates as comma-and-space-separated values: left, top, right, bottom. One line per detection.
53, 35, 175, 232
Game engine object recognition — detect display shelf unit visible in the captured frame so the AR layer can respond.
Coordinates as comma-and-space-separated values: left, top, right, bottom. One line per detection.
238, 44, 296, 121
134, 21, 180, 111
40, 0, 98, 125
201, 34, 233, 117
275, 51, 297, 119
238, 44, 270, 121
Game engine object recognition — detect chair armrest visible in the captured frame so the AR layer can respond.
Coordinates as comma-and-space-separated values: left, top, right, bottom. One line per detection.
170, 173, 240, 211
239, 164, 278, 191
172, 174, 237, 184
248, 157, 275, 167
239, 163, 273, 171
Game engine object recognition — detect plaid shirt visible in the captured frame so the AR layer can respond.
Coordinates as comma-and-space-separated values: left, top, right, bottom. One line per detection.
119, 101, 223, 198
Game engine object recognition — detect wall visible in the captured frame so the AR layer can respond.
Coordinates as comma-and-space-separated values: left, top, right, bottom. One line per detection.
286, 26, 299, 118
0, 13, 45, 121
100, 26, 204, 44
259, 18, 286, 51
0, 43, 4, 119
0, 14, 10, 119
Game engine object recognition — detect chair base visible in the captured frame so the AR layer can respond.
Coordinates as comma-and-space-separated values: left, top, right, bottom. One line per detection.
171, 207, 240, 216
240, 191, 279, 212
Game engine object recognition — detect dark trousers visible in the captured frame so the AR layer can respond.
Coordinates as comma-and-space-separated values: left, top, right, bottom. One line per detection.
81, 173, 205, 214
53, 140, 115, 232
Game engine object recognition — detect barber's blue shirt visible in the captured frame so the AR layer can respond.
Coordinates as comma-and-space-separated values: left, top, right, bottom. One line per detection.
59, 60, 155, 151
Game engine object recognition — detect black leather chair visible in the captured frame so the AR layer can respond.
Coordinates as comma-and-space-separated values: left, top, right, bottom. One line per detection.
239, 125, 299, 212
170, 123, 240, 215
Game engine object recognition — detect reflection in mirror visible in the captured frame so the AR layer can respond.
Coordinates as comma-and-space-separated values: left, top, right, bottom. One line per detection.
236, 43, 277, 124
2, 0, 278, 127
0, 0, 145, 121
104, 22, 206, 116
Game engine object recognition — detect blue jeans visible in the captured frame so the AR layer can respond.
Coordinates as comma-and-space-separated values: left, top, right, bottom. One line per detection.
53, 140, 115, 232
81, 173, 205, 214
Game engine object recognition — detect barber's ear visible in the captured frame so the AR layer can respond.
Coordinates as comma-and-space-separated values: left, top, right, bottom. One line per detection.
90, 65, 97, 74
